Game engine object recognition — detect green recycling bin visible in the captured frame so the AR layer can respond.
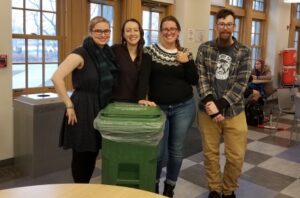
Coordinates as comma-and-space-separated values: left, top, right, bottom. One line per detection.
94, 102, 165, 192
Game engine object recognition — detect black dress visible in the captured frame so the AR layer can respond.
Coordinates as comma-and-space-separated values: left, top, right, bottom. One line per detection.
59, 47, 102, 152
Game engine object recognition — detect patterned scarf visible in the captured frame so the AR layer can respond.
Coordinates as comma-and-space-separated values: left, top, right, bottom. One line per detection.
83, 37, 118, 109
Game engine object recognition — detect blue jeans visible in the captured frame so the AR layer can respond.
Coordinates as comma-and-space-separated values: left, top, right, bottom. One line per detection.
156, 97, 196, 184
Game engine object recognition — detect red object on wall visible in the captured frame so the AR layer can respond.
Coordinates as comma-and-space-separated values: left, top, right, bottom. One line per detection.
0, 54, 7, 68
282, 66, 296, 85
282, 48, 296, 66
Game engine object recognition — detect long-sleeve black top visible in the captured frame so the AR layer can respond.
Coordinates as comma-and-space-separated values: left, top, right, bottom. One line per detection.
111, 44, 149, 102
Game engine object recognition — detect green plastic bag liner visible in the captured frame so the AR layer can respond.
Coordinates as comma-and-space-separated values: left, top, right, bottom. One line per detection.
94, 102, 165, 145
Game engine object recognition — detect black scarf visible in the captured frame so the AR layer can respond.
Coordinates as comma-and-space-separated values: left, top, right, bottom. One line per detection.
83, 37, 118, 109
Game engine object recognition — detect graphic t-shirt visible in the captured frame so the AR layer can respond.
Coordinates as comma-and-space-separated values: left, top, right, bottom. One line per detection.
215, 45, 234, 99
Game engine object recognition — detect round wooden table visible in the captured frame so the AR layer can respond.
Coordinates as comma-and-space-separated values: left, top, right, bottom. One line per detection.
0, 184, 167, 198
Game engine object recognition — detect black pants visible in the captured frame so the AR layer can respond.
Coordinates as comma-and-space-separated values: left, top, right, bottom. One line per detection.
71, 149, 99, 183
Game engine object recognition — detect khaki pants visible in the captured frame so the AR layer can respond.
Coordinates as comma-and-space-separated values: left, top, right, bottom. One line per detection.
197, 111, 248, 194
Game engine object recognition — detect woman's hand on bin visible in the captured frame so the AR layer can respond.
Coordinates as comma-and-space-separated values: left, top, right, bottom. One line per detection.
138, 100, 157, 107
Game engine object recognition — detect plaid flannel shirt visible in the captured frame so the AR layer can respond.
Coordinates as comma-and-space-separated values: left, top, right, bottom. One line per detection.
195, 37, 251, 118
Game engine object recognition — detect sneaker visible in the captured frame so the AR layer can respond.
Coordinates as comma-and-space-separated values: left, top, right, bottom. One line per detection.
208, 191, 221, 198
163, 182, 175, 198
222, 191, 236, 198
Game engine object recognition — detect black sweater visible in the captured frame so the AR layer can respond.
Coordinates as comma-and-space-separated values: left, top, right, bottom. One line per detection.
138, 44, 198, 105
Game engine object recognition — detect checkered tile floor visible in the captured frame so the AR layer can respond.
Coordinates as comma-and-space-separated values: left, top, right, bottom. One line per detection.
0, 112, 299, 198
169, 113, 300, 198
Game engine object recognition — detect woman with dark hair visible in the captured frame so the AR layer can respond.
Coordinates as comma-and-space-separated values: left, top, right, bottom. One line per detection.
52, 16, 118, 183
138, 15, 198, 197
111, 18, 152, 103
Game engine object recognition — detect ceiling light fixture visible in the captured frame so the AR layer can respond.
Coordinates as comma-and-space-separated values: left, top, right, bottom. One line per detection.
284, 0, 300, 3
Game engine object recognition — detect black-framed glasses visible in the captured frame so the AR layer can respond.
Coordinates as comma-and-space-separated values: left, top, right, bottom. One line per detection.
217, 23, 234, 29
161, 27, 178, 34
92, 29, 111, 35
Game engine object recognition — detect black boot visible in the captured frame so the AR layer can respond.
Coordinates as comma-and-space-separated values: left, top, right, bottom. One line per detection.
163, 182, 175, 198
222, 192, 236, 198
209, 191, 221, 198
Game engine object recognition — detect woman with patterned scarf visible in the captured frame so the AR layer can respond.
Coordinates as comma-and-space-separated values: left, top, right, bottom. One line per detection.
137, 16, 198, 197
52, 16, 118, 183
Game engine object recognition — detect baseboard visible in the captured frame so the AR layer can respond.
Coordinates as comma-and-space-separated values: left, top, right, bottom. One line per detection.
0, 158, 14, 168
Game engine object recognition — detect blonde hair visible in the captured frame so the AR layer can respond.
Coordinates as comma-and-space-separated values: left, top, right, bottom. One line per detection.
88, 16, 110, 33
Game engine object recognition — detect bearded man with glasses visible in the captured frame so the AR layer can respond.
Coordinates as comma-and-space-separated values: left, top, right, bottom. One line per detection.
195, 9, 251, 198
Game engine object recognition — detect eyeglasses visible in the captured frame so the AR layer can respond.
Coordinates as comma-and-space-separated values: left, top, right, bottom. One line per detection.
92, 29, 111, 35
161, 27, 178, 34
217, 23, 234, 29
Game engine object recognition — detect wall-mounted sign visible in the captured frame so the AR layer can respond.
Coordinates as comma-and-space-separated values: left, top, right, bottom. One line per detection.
0, 54, 7, 68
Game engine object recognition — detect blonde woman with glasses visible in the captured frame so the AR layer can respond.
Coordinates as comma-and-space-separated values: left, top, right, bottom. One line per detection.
52, 16, 118, 183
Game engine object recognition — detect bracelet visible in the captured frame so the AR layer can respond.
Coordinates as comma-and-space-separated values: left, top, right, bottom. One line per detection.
66, 105, 74, 109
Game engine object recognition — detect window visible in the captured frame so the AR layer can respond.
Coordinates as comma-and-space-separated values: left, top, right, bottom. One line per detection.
252, 0, 264, 11
297, 4, 300, 19
294, 28, 300, 50
142, 9, 160, 46
142, 1, 167, 46
251, 20, 262, 65
209, 15, 215, 41
229, 0, 244, 8
289, 4, 300, 72
12, 0, 58, 91
233, 18, 240, 40
90, 2, 114, 45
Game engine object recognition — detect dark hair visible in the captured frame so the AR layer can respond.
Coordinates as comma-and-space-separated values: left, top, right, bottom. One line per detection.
216, 9, 236, 22
160, 15, 182, 50
121, 18, 145, 68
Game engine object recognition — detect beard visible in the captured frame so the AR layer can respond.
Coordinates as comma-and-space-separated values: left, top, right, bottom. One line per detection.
218, 32, 233, 46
